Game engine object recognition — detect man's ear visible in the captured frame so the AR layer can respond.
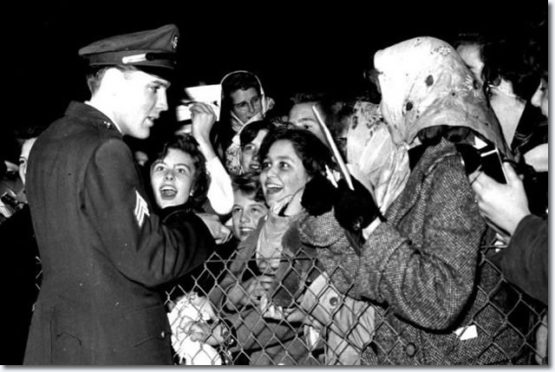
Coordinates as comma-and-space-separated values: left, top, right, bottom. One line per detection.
100, 68, 126, 97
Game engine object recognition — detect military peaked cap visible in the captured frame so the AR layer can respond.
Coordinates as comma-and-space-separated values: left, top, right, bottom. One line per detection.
78, 24, 179, 71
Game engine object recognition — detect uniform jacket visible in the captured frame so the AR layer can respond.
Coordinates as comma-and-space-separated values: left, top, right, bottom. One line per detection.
298, 140, 525, 365
24, 102, 214, 365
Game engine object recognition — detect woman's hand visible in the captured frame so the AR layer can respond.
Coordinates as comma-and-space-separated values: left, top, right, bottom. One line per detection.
189, 102, 218, 161
471, 162, 530, 235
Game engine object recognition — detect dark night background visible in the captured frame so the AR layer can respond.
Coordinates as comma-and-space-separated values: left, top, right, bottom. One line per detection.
5, 1, 548, 152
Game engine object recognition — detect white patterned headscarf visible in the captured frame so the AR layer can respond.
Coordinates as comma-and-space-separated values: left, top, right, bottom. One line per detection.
345, 100, 409, 213
374, 36, 508, 154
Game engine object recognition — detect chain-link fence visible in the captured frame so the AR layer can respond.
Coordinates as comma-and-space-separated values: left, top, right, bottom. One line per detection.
161, 236, 548, 366
29, 237, 547, 366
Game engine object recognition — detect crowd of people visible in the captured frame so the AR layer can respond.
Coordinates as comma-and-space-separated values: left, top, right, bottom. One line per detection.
0, 15, 548, 366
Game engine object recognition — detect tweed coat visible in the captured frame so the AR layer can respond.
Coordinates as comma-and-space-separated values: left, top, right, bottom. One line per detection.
24, 102, 214, 365
298, 139, 525, 365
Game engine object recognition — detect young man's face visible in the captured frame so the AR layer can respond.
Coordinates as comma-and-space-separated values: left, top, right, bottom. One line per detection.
288, 102, 326, 144
230, 88, 263, 124
231, 190, 268, 241
113, 69, 170, 139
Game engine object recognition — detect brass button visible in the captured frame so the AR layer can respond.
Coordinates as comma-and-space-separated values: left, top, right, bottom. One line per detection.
405, 342, 417, 357
160, 331, 166, 338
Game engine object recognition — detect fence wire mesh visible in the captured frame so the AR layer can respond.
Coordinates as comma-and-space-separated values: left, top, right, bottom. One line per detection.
30, 236, 547, 366
160, 235, 548, 366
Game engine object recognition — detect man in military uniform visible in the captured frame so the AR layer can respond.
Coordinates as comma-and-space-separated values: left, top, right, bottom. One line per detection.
24, 24, 215, 365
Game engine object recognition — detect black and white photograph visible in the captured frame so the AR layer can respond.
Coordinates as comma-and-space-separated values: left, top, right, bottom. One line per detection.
1, 0, 549, 366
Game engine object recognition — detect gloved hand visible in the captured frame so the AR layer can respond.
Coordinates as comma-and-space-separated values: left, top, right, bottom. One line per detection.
301, 174, 338, 216
333, 177, 381, 233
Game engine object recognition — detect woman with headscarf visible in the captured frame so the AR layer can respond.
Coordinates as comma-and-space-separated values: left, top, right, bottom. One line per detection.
211, 71, 275, 176
298, 37, 527, 365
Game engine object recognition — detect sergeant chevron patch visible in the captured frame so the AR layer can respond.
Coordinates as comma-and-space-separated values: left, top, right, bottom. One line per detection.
134, 190, 150, 228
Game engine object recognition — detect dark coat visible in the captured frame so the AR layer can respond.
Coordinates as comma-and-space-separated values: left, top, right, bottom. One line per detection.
299, 139, 525, 365
1, 205, 40, 364
498, 215, 547, 305
24, 102, 214, 365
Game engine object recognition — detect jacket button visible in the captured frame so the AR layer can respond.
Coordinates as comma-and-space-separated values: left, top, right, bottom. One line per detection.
160, 331, 166, 338
329, 296, 339, 307
405, 343, 417, 357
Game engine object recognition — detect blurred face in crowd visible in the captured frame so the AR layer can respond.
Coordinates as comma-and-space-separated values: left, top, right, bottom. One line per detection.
108, 69, 170, 139
231, 190, 268, 241
134, 150, 149, 167
531, 78, 549, 117
288, 102, 326, 144
456, 43, 485, 85
150, 148, 196, 209
260, 139, 310, 208
240, 129, 269, 173
19, 137, 37, 186
230, 88, 263, 124
487, 78, 524, 145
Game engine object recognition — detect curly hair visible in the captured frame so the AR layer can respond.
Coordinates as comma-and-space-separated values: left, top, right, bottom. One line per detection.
150, 135, 210, 210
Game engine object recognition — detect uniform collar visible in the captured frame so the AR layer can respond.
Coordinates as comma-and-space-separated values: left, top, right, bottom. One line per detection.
65, 101, 122, 136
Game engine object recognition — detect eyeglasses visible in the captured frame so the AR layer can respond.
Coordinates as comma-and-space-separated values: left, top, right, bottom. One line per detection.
233, 95, 262, 113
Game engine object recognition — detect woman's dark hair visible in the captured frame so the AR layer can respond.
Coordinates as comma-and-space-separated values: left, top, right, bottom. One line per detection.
239, 120, 275, 148
258, 127, 332, 178
231, 172, 266, 204
481, 24, 547, 101
150, 135, 210, 210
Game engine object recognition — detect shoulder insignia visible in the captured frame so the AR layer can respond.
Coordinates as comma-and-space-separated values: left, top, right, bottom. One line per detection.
134, 190, 150, 228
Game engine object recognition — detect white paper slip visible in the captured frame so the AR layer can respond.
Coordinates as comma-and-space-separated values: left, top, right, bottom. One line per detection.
454, 324, 478, 341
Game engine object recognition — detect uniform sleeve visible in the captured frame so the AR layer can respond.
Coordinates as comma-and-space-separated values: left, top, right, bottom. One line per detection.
500, 215, 547, 304
304, 155, 484, 330
84, 139, 213, 288
205, 157, 233, 215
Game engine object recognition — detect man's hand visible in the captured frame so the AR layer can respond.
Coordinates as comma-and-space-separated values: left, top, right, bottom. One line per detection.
197, 213, 232, 244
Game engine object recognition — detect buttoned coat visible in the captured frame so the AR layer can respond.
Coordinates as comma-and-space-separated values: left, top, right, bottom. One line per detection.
24, 102, 214, 365
298, 140, 525, 365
